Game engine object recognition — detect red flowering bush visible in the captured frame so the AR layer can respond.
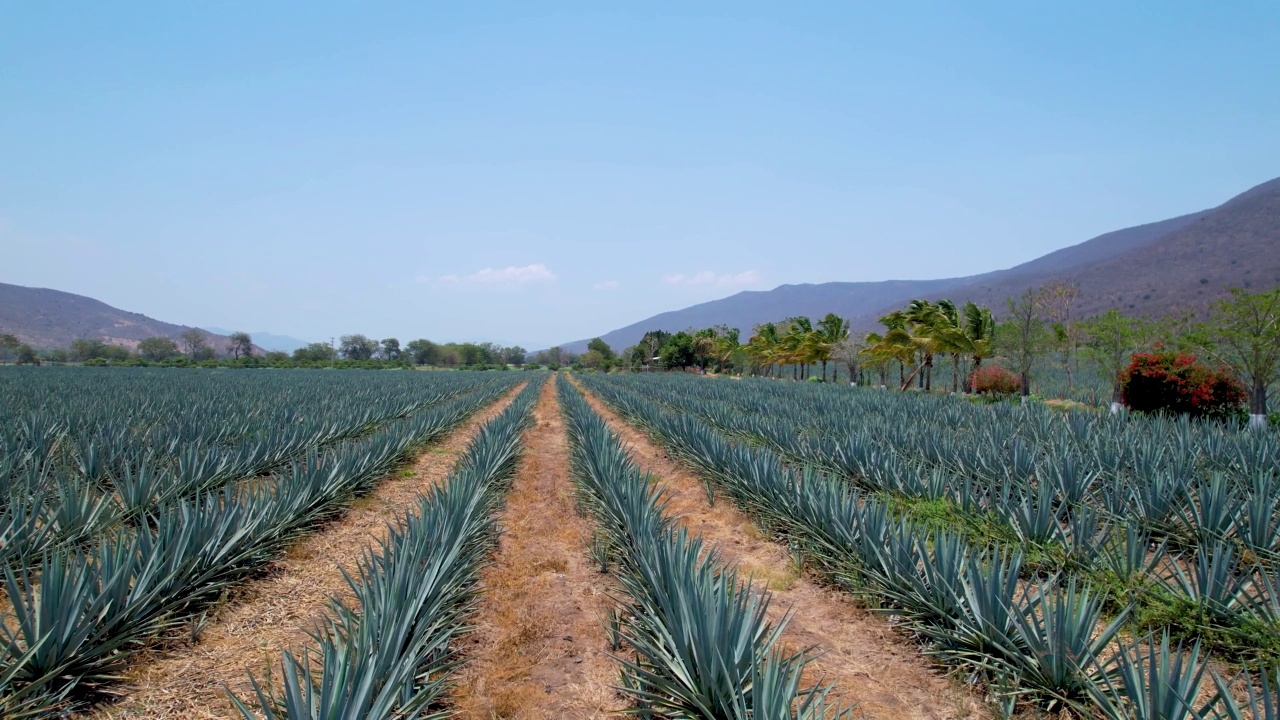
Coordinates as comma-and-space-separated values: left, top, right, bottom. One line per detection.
971, 365, 1021, 396
1121, 351, 1246, 420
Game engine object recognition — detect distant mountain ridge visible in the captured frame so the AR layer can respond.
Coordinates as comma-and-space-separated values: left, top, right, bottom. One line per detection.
205, 328, 313, 354
559, 176, 1279, 353
0, 284, 253, 355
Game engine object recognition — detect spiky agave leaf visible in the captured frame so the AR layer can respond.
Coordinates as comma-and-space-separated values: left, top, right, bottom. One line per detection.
1005, 579, 1130, 714
1098, 631, 1217, 720
1207, 663, 1279, 720
1165, 541, 1253, 623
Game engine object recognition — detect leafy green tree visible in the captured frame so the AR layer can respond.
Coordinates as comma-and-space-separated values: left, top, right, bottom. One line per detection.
15, 344, 39, 365
292, 342, 335, 363
340, 334, 378, 360
581, 349, 606, 370
138, 336, 179, 361
180, 329, 212, 358
405, 339, 439, 365
0, 333, 19, 362
379, 338, 401, 361
1080, 309, 1147, 413
227, 331, 253, 359
69, 338, 106, 361
534, 346, 567, 367
457, 343, 487, 366
264, 351, 290, 363
1040, 281, 1081, 392
660, 332, 696, 369
587, 338, 615, 361
101, 344, 131, 361
44, 348, 69, 364
1201, 286, 1280, 430
630, 330, 671, 368
999, 287, 1052, 398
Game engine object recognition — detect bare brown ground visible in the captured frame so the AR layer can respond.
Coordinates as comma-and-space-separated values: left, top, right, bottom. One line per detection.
574, 380, 991, 720
451, 379, 621, 719
84, 383, 527, 720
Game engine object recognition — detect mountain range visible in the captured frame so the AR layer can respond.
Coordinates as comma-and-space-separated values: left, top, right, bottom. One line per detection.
204, 328, 313, 354
3, 176, 1276, 356
558, 175, 1280, 353
0, 283, 247, 354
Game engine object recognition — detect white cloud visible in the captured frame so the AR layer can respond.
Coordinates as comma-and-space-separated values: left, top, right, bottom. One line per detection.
662, 270, 761, 287
426, 263, 558, 286
593, 280, 620, 290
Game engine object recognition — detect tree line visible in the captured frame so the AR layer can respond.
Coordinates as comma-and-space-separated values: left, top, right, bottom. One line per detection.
0, 329, 537, 370
592, 282, 1279, 427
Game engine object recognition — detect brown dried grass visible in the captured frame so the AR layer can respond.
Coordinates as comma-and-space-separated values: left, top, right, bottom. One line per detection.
450, 379, 621, 719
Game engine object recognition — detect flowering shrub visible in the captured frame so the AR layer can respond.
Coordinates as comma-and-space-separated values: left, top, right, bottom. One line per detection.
1121, 351, 1246, 420
971, 365, 1021, 396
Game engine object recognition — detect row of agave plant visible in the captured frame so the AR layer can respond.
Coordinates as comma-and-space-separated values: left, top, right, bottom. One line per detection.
230, 376, 545, 719
0, 377, 519, 718
0, 373, 507, 572
598, 374, 1280, 654
0, 367, 485, 472
557, 376, 855, 719
578, 374, 1280, 719
603, 374, 1279, 564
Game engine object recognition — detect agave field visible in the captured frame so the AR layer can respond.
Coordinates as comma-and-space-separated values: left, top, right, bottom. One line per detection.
3, 365, 1278, 718
575, 371, 1280, 718
0, 367, 523, 717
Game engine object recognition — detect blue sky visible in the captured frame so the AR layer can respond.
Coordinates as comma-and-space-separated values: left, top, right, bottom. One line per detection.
2, 3, 1278, 348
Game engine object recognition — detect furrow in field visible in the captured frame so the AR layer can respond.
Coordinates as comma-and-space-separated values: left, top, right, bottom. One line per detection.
574, 379, 989, 720
83, 382, 528, 720
451, 378, 620, 719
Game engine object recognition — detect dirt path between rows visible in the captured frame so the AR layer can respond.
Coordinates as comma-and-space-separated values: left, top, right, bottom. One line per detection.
574, 379, 990, 720
86, 383, 527, 720
451, 378, 620, 719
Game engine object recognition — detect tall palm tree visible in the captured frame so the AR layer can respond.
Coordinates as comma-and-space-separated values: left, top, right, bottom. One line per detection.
905, 299, 948, 392
747, 322, 780, 376
876, 310, 913, 388
815, 313, 850, 382
712, 326, 741, 373
781, 316, 814, 380
962, 301, 995, 392
691, 328, 718, 373
932, 300, 972, 393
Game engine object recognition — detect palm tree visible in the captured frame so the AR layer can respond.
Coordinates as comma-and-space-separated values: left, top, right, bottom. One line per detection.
712, 326, 741, 373
781, 316, 814, 380
875, 310, 913, 388
932, 300, 973, 393
691, 328, 717, 373
866, 323, 918, 391
905, 299, 949, 392
747, 322, 780, 376
815, 313, 850, 382
962, 301, 995, 392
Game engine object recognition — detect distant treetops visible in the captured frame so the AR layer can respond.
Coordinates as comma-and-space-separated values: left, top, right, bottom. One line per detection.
611, 282, 1280, 428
